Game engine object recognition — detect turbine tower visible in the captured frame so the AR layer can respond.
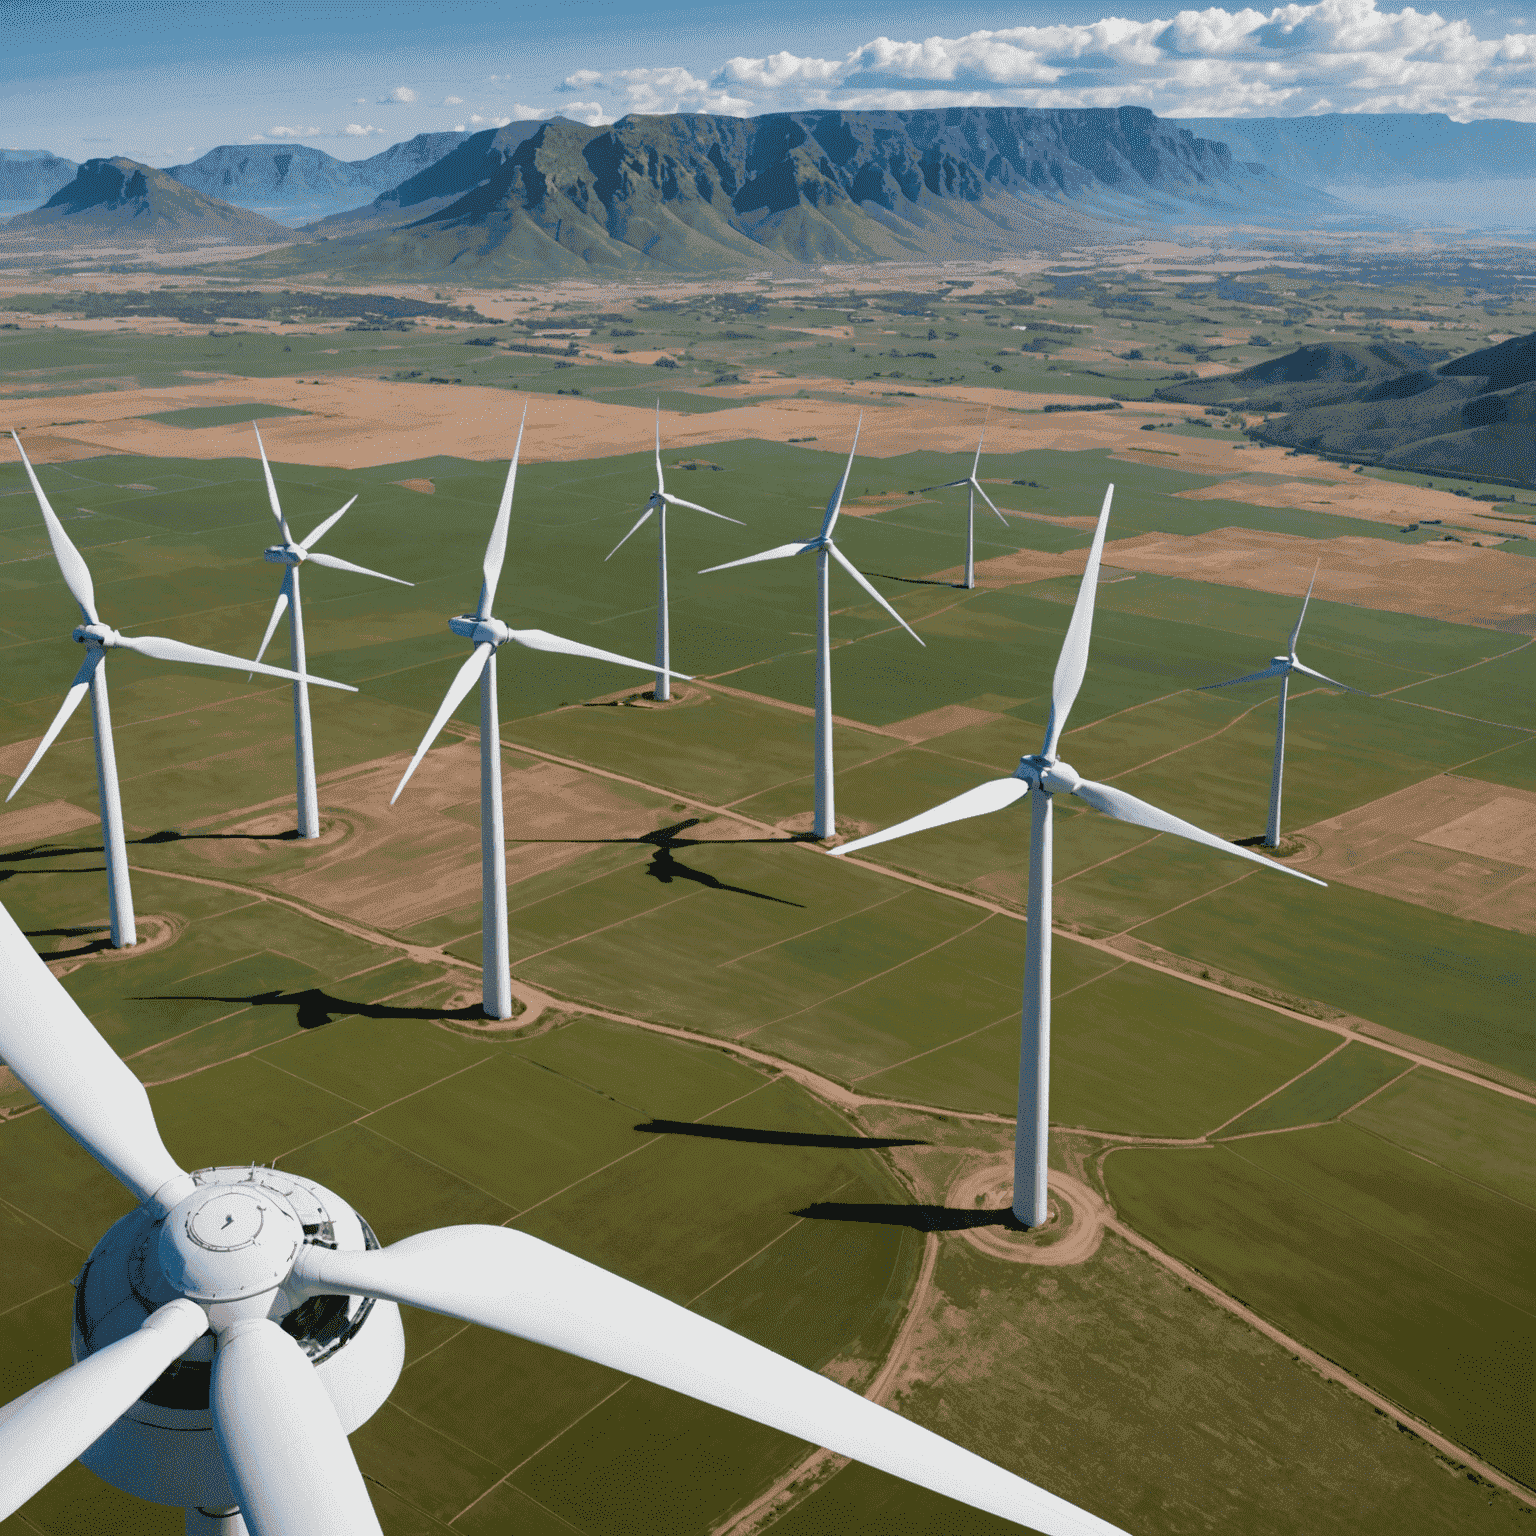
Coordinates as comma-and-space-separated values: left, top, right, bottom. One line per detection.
249, 425, 413, 839
919, 415, 1008, 589
605, 404, 743, 702
701, 419, 923, 841
833, 486, 1324, 1227
392, 411, 688, 1020
1201, 564, 1367, 849
0, 896, 1131, 1536
6, 433, 353, 949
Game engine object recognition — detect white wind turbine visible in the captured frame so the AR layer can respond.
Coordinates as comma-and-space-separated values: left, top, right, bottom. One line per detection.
833, 486, 1324, 1227
5, 432, 354, 949
605, 405, 743, 701
1200, 564, 1367, 849
0, 896, 1131, 1536
248, 425, 413, 839
701, 419, 923, 840
919, 415, 1008, 589
392, 411, 688, 1021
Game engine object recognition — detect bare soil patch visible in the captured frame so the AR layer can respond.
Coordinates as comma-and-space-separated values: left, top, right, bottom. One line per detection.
945, 1161, 1107, 1266
0, 797, 99, 849
886, 703, 1005, 743
1301, 773, 1536, 935
1086, 526, 1536, 631
394, 478, 435, 494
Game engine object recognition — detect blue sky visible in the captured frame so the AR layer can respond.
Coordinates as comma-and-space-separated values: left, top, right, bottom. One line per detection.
9, 0, 1536, 165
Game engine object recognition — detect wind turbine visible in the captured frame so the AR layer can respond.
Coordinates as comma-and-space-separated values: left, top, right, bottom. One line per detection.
701, 419, 923, 841
5, 433, 354, 949
392, 411, 689, 1021
1200, 565, 1367, 849
248, 425, 413, 839
832, 486, 1324, 1227
919, 415, 1008, 589
0, 897, 1130, 1536
605, 404, 743, 701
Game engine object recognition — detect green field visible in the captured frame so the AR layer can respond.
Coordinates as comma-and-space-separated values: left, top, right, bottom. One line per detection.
1, 424, 1530, 1533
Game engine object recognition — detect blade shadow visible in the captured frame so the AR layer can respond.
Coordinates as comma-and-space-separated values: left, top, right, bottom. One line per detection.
136, 987, 485, 1030
795, 1200, 1029, 1233
859, 570, 964, 588
25, 923, 113, 960
137, 828, 303, 845
637, 1119, 925, 1149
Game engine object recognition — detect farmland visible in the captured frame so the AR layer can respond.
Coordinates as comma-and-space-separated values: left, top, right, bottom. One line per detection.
2, 253, 1534, 1534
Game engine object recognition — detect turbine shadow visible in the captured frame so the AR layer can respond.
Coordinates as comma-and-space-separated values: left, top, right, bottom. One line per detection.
795, 1200, 1028, 1233
137, 828, 303, 845
25, 923, 113, 960
636, 1119, 925, 1149
859, 570, 963, 588
136, 987, 485, 1030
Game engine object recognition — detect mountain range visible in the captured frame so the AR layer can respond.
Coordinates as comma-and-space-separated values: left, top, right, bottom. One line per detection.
0, 149, 79, 210
164, 133, 472, 224
279, 107, 1335, 279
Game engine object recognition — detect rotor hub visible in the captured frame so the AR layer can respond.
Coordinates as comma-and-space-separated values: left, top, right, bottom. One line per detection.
264, 544, 305, 566
1039, 758, 1082, 795
159, 1183, 303, 1303
449, 613, 510, 647
1271, 655, 1291, 666
72, 622, 117, 647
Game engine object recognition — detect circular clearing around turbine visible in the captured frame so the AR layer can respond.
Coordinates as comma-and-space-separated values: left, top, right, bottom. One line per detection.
946, 1162, 1107, 1267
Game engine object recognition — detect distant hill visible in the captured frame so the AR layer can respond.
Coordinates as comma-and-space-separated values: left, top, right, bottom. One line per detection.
284, 107, 1337, 281
166, 132, 470, 225
1246, 331, 1536, 484
1156, 340, 1446, 412
0, 149, 78, 204
2, 158, 297, 248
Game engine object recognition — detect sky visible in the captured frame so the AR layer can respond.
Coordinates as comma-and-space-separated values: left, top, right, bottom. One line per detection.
9, 0, 1536, 165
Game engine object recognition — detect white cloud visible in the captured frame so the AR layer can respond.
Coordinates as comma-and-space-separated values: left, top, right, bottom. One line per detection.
344, 123, 384, 137
260, 126, 320, 139
469, 112, 514, 127
561, 69, 603, 90
381, 86, 418, 104
689, 0, 1536, 119
444, 95, 464, 105
453, 123, 466, 131
562, 100, 612, 125
356, 97, 367, 105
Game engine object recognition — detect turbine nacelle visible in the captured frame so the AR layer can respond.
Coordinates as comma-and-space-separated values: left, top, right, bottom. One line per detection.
1272, 654, 1291, 667
71, 622, 118, 648
449, 613, 512, 647
263, 544, 306, 566
160, 1183, 305, 1308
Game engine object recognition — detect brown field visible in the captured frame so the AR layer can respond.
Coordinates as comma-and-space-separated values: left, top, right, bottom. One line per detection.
0, 797, 99, 849
1301, 773, 1536, 934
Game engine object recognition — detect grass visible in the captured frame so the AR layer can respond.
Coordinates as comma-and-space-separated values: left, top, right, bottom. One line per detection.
138, 402, 311, 429
1215, 1040, 1410, 1137
1105, 1126, 1536, 1485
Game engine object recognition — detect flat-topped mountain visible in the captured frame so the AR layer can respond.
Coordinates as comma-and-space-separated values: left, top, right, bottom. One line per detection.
295, 106, 1334, 280
3, 158, 296, 247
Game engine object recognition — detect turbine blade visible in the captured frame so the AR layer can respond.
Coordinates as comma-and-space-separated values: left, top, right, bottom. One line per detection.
478, 404, 526, 621
1042, 484, 1114, 758
654, 401, 665, 495
660, 493, 744, 525
971, 413, 988, 478
6, 649, 102, 802
1197, 662, 1289, 691
251, 573, 292, 673
605, 504, 655, 561
114, 634, 356, 692
974, 482, 1010, 526
699, 540, 816, 574
304, 550, 414, 586
391, 642, 493, 803
826, 541, 924, 646
11, 432, 99, 623
0, 897, 188, 1203
252, 423, 292, 545
293, 1228, 1127, 1536
1287, 562, 1319, 657
0, 1301, 208, 1521
298, 495, 358, 551
831, 776, 1029, 857
1070, 777, 1325, 887
507, 628, 692, 678
1291, 660, 1369, 695
819, 415, 861, 539
212, 1318, 383, 1536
